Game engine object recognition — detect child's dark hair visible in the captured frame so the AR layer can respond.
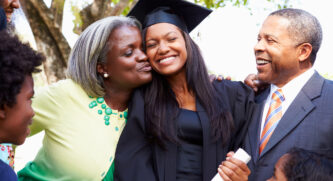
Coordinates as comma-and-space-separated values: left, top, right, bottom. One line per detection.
0, 31, 44, 109
283, 147, 333, 181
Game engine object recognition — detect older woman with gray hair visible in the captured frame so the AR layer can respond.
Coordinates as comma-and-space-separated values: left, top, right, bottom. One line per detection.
18, 16, 151, 181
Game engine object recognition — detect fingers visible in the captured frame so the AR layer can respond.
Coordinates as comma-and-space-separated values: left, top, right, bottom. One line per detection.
209, 74, 224, 82
218, 167, 232, 181
225, 76, 232, 80
208, 74, 232, 83
244, 74, 259, 92
218, 157, 250, 181
217, 75, 224, 81
226, 151, 235, 158
209, 74, 217, 82
227, 157, 251, 175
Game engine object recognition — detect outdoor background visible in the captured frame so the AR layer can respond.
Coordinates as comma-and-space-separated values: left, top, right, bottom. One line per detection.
13, 0, 332, 172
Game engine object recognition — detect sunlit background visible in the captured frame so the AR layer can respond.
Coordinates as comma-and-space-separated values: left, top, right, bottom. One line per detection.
191, 0, 332, 80
13, 0, 333, 172
13, 0, 333, 81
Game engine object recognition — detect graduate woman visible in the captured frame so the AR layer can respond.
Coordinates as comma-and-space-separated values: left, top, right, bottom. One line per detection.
114, 0, 255, 180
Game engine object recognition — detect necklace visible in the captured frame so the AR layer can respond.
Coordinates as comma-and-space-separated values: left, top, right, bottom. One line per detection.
88, 96, 128, 126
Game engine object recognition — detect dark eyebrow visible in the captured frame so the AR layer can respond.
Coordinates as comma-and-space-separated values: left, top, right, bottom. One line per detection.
165, 31, 177, 37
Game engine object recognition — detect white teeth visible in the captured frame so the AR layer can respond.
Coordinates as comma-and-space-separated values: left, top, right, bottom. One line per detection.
160, 57, 175, 63
256, 59, 270, 65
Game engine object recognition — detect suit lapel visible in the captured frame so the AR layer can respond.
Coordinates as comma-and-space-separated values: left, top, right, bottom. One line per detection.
248, 88, 270, 161
196, 100, 217, 181
248, 102, 264, 161
260, 91, 315, 157
260, 72, 324, 157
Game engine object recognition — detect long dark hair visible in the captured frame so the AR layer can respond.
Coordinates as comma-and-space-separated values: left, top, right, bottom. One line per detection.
143, 28, 234, 147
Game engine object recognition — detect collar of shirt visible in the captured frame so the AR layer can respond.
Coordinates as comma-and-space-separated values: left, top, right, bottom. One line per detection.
260, 67, 315, 136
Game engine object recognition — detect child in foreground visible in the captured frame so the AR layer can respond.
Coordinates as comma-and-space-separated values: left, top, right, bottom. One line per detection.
0, 30, 43, 180
268, 147, 333, 181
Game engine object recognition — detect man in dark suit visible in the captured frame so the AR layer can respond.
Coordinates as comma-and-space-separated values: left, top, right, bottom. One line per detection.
244, 8, 333, 181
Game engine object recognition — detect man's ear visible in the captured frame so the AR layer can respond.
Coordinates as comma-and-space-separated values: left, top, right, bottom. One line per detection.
298, 43, 312, 62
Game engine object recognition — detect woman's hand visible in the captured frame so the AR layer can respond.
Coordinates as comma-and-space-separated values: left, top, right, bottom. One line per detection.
209, 74, 232, 82
244, 74, 269, 93
244, 74, 259, 92
217, 152, 251, 181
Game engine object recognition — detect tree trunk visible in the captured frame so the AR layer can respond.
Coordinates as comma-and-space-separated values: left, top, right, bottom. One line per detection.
77, 0, 133, 34
20, 0, 135, 82
21, 0, 70, 83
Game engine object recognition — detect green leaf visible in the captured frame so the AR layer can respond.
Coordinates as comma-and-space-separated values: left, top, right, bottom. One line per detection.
112, 0, 120, 4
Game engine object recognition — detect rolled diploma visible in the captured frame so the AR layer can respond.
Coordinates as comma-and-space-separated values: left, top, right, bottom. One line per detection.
211, 148, 251, 181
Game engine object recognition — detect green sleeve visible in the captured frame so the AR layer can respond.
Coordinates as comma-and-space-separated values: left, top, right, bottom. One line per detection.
102, 161, 115, 181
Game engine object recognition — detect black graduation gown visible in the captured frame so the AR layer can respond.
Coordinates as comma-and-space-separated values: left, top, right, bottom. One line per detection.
114, 80, 255, 181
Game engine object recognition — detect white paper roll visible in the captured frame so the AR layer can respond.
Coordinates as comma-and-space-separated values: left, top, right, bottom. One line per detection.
211, 148, 251, 181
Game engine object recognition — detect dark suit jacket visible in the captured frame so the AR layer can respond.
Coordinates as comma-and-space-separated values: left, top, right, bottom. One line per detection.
114, 80, 255, 181
0, 8, 7, 31
244, 72, 333, 181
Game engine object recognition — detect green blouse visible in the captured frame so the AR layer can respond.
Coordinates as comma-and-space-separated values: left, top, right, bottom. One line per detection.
18, 79, 126, 181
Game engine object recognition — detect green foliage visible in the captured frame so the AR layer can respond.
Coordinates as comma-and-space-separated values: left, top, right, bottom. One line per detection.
54, 0, 66, 14
122, 6, 131, 16
322, 73, 333, 80
194, 0, 290, 10
120, 0, 136, 16
71, 1, 83, 34
69, 0, 292, 34
194, 0, 249, 9
277, 0, 290, 9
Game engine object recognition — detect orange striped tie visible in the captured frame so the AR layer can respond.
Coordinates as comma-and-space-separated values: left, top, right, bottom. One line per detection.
259, 89, 285, 155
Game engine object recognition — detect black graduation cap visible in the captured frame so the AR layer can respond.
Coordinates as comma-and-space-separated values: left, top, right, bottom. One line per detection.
0, 8, 7, 31
127, 0, 212, 33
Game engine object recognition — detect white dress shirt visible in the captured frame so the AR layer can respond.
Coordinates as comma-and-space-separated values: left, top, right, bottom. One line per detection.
260, 68, 315, 137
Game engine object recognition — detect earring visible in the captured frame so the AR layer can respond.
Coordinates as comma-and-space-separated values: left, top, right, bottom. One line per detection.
103, 73, 109, 78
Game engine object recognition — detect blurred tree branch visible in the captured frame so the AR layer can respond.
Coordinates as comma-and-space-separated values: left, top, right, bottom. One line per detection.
21, 0, 70, 83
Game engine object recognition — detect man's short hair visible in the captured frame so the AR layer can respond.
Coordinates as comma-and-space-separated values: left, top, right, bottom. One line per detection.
270, 8, 322, 64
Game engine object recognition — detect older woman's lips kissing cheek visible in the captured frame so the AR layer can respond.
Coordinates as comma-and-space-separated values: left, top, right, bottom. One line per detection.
137, 62, 152, 72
